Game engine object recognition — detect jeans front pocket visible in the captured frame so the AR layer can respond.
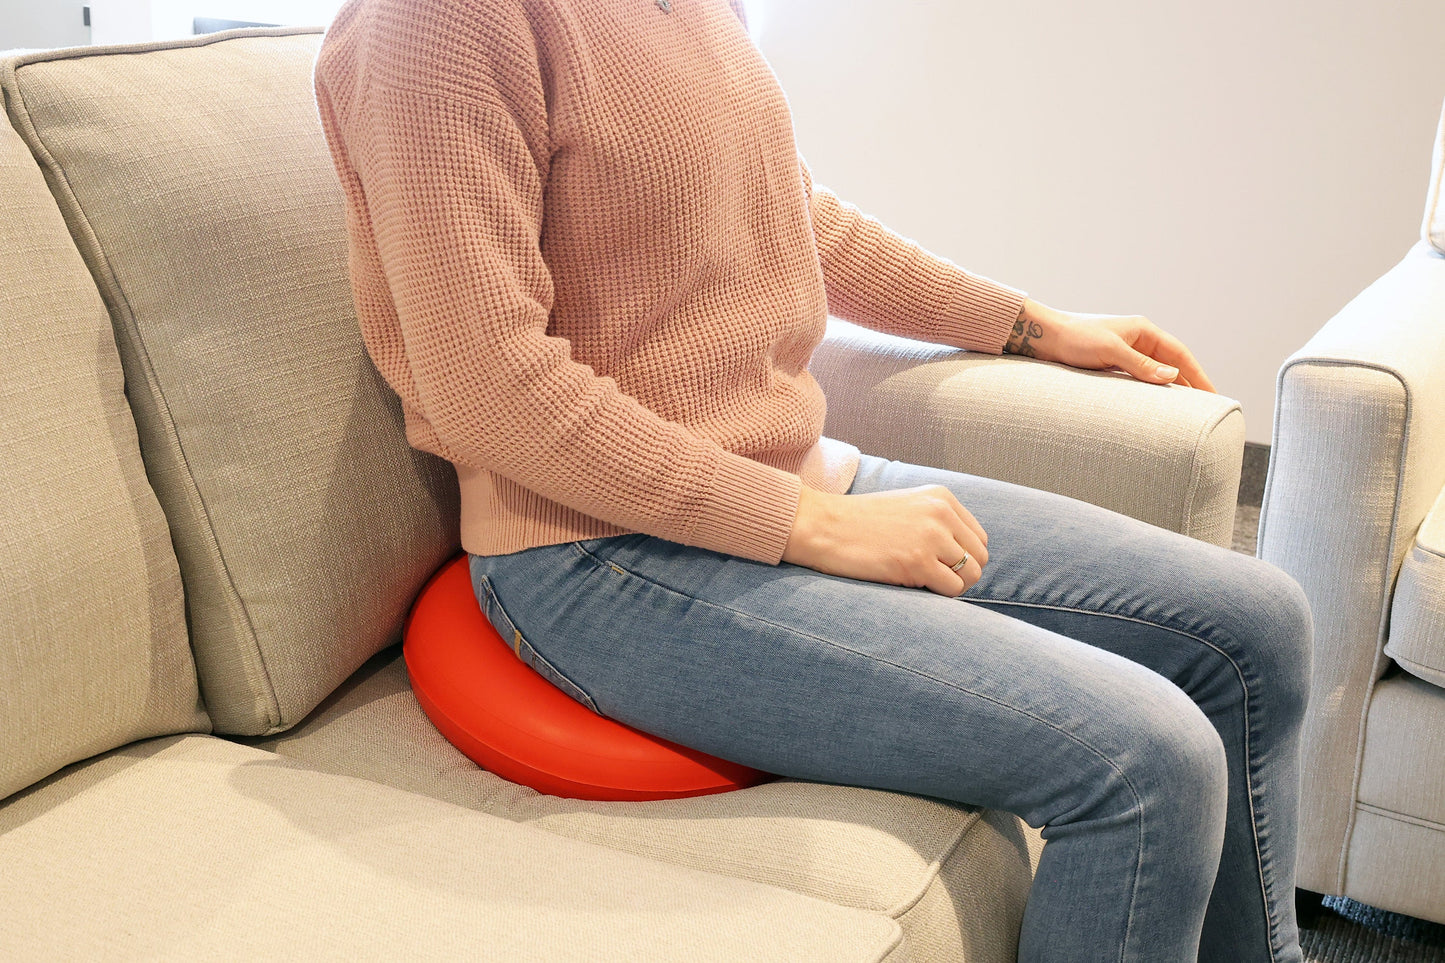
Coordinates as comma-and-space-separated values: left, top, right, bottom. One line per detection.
474, 574, 601, 715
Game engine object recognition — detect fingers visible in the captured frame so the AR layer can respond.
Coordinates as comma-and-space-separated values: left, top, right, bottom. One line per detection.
917, 485, 988, 596
1120, 318, 1217, 393
810, 485, 993, 596
1114, 342, 1180, 385
1143, 326, 1216, 393
934, 486, 989, 554
934, 538, 984, 597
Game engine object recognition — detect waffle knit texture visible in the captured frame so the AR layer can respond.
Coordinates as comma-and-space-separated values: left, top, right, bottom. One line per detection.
314, 0, 1028, 564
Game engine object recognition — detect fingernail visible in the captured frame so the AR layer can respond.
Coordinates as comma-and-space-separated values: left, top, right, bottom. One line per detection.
1156, 365, 1178, 380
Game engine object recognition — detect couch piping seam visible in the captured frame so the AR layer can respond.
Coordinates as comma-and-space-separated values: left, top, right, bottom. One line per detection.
1182, 399, 1243, 544
882, 810, 981, 921
3, 25, 320, 70
1354, 802, 1445, 834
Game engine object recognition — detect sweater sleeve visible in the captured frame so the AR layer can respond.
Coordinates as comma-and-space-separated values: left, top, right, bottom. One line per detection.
799, 156, 1027, 355
324, 16, 802, 564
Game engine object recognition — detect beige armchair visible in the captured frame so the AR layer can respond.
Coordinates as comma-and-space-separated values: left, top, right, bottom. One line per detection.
1257, 100, 1445, 923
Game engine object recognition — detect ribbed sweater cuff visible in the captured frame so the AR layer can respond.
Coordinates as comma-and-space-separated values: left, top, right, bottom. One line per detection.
689, 454, 804, 565
940, 273, 1028, 356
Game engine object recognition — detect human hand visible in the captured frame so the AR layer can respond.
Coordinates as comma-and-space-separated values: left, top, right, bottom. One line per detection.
781, 486, 989, 596
1004, 299, 1216, 392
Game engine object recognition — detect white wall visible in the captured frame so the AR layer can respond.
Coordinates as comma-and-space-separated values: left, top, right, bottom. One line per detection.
8, 0, 1441, 442
81, 0, 342, 44
0, 0, 90, 50
149, 0, 343, 40
89, 0, 152, 45
755, 0, 1445, 443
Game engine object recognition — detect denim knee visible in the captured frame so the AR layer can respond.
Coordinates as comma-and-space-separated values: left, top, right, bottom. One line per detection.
1225, 559, 1314, 724
1064, 682, 1228, 846
1135, 698, 1230, 834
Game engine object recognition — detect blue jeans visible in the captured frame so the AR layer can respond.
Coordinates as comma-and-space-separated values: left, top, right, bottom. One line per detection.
469, 455, 1311, 963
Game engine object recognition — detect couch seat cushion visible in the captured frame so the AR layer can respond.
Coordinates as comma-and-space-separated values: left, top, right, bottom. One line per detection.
0, 735, 905, 961
1386, 483, 1445, 686
251, 650, 1039, 963
0, 80, 206, 802
1, 28, 459, 738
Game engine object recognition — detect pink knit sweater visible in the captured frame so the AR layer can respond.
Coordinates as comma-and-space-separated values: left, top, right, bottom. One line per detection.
315, 0, 1026, 564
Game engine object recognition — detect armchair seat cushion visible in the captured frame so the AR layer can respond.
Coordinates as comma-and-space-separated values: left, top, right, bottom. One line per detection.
1347, 673, 1445, 922
0, 736, 906, 961
1386, 484, 1445, 686
251, 651, 1039, 963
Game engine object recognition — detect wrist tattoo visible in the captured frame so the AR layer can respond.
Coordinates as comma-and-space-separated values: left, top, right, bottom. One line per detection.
1005, 317, 1044, 358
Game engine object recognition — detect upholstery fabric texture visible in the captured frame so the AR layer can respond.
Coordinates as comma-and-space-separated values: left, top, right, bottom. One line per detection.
1425, 96, 1445, 255
1346, 673, 1445, 936
0, 106, 206, 801
811, 320, 1245, 547
249, 650, 1037, 963
1385, 484, 1445, 686
0, 736, 906, 961
1355, 674, 1445, 828
1258, 241, 1445, 894
0, 30, 460, 736
1343, 809, 1445, 926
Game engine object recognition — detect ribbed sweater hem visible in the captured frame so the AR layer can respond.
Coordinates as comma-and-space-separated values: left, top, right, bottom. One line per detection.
458, 437, 861, 562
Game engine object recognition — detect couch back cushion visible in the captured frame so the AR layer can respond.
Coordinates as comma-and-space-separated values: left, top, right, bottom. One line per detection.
1427, 97, 1445, 256
0, 98, 208, 799
1, 29, 459, 736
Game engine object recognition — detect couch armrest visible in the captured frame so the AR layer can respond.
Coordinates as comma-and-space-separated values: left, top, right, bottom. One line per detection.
810, 319, 1245, 546
1257, 241, 1445, 893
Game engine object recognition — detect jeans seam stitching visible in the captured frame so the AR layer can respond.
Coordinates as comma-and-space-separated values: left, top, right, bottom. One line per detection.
969, 595, 1281, 962
576, 543, 1146, 957
478, 571, 600, 714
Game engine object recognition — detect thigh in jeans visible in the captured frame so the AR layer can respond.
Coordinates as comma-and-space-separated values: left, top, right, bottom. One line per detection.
469, 475, 1253, 962
470, 532, 1221, 837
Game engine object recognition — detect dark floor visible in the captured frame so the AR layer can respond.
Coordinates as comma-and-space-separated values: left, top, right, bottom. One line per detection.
1303, 898, 1445, 961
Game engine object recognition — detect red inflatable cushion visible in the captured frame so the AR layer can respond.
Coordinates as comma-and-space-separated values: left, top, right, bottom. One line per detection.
403, 554, 774, 801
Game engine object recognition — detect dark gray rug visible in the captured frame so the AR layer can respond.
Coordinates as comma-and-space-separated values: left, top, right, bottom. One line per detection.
1303, 900, 1445, 962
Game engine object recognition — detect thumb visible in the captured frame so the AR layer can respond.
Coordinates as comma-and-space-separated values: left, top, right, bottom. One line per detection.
1116, 343, 1178, 384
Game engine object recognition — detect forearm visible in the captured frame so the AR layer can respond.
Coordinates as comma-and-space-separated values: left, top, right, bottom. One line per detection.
1003, 299, 1059, 358
800, 157, 1025, 354
999, 299, 1211, 391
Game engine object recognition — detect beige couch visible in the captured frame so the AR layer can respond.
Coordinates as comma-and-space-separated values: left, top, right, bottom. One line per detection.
0, 28, 1247, 959
1258, 99, 1445, 925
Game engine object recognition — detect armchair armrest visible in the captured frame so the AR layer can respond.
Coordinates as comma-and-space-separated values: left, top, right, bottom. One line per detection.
1257, 241, 1445, 893
810, 319, 1245, 546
